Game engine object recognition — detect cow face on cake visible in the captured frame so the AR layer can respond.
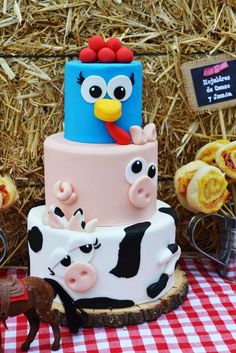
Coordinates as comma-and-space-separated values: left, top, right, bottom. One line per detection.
64, 62, 142, 144
28, 202, 180, 308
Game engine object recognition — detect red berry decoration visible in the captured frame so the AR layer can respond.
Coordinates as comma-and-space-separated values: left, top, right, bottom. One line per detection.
106, 38, 122, 52
116, 47, 134, 63
79, 47, 97, 63
88, 35, 106, 52
98, 47, 116, 63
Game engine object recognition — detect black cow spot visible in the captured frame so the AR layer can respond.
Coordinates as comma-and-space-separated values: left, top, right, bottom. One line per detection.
75, 297, 134, 309
147, 273, 169, 299
54, 207, 64, 218
110, 221, 151, 278
28, 226, 43, 253
159, 207, 178, 226
168, 243, 179, 254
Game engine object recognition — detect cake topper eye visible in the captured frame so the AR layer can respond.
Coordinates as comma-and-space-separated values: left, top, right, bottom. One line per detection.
107, 75, 133, 102
80, 75, 106, 103
147, 163, 157, 179
125, 158, 147, 184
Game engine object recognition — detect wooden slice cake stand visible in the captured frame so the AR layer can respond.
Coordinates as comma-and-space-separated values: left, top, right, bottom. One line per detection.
53, 268, 188, 328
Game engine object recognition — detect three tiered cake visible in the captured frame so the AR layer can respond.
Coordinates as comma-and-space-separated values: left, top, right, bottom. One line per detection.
28, 36, 184, 328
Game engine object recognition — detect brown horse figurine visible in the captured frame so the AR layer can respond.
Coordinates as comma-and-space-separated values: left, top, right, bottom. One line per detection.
0, 275, 61, 352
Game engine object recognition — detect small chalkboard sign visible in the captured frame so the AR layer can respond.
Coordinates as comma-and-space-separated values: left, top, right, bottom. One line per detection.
181, 54, 236, 112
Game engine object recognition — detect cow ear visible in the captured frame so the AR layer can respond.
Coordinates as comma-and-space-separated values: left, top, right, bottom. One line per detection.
159, 207, 178, 226
28, 226, 43, 253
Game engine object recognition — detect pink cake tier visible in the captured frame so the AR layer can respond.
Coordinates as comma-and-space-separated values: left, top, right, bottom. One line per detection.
44, 132, 157, 226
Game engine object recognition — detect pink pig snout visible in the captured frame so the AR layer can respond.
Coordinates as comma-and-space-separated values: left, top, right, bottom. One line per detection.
64, 261, 97, 292
128, 176, 155, 208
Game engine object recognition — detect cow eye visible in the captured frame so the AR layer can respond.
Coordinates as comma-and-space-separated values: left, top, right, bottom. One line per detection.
125, 158, 147, 184
147, 163, 157, 179
60, 255, 71, 267
79, 244, 93, 253
107, 75, 133, 102
81, 76, 106, 103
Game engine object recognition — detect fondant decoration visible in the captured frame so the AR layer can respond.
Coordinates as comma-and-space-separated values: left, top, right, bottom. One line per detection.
0, 276, 61, 351
98, 47, 116, 63
195, 140, 229, 166
147, 273, 169, 298
116, 47, 134, 63
105, 122, 131, 145
48, 204, 68, 229
128, 175, 155, 208
47, 204, 98, 232
53, 181, 77, 205
159, 207, 178, 226
44, 278, 83, 333
130, 123, 157, 145
147, 241, 180, 299
106, 38, 122, 52
110, 222, 151, 278
186, 165, 230, 213
79, 47, 97, 63
174, 160, 208, 212
79, 35, 134, 64
0, 175, 18, 209
28, 226, 43, 253
64, 61, 142, 143
215, 141, 236, 179
94, 98, 121, 121
88, 35, 106, 52
47, 234, 99, 294
75, 297, 134, 309
44, 134, 157, 225
28, 201, 179, 307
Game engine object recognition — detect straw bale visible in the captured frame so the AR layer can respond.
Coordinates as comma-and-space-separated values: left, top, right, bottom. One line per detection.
0, 0, 236, 265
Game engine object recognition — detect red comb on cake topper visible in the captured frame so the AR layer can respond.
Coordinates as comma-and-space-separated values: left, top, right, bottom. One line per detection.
79, 35, 134, 63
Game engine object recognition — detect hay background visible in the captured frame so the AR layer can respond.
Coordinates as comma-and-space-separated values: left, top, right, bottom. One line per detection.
0, 0, 236, 266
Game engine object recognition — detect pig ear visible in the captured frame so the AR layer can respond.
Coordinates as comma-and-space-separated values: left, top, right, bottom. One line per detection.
28, 226, 43, 253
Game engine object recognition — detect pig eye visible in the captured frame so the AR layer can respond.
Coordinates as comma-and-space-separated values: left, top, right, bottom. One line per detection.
80, 244, 93, 253
125, 158, 147, 184
147, 163, 157, 179
60, 255, 71, 267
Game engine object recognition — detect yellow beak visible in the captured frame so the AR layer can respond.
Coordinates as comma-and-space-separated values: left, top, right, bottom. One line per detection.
94, 99, 122, 122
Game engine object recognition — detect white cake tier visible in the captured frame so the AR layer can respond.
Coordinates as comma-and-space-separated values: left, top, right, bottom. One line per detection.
28, 200, 180, 309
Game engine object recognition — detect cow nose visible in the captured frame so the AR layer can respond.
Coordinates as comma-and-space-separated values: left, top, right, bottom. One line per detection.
128, 175, 155, 208
64, 261, 97, 292
94, 99, 122, 122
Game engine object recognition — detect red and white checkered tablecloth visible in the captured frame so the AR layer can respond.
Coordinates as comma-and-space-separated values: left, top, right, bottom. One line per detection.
1, 258, 236, 353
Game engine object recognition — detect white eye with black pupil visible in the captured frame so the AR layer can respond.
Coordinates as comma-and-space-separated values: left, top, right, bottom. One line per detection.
107, 75, 133, 102
81, 76, 106, 103
125, 158, 147, 184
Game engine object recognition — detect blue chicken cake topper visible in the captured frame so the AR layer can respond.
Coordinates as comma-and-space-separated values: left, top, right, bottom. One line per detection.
64, 35, 142, 144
